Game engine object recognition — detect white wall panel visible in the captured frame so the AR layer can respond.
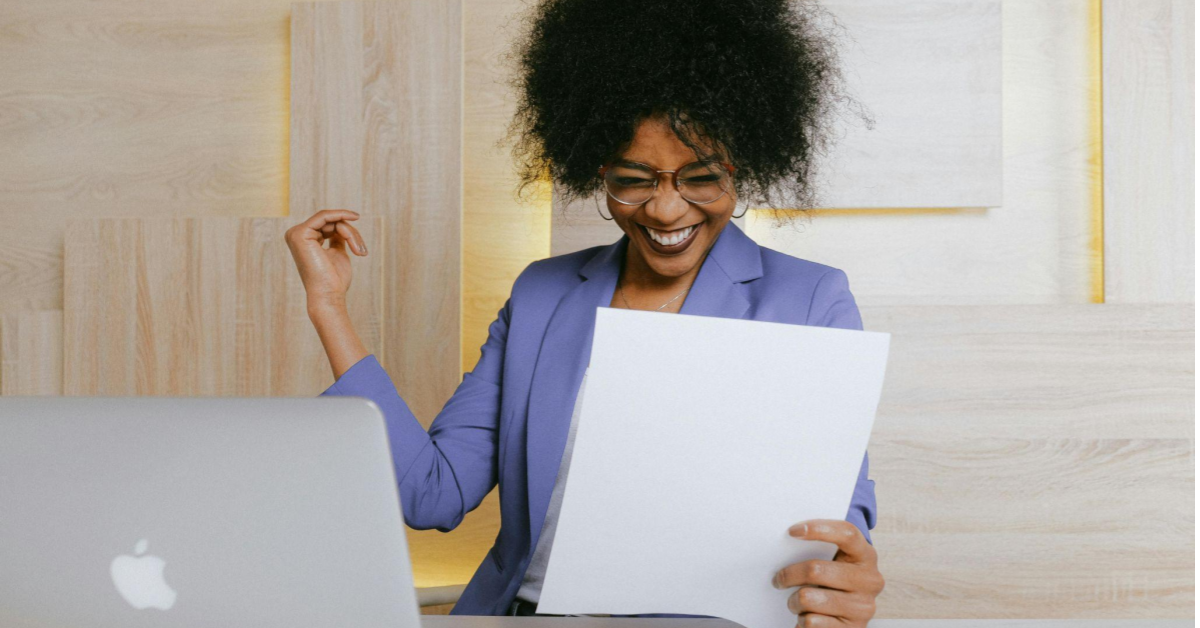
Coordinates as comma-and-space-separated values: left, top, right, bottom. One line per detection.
1102, 0, 1195, 303
747, 0, 1097, 306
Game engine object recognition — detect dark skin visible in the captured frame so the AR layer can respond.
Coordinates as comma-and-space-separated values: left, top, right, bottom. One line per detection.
605, 115, 736, 312
286, 113, 884, 627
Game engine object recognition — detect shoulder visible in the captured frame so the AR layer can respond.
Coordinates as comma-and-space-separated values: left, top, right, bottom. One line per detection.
748, 243, 862, 330
511, 245, 601, 293
502, 244, 606, 318
756, 244, 841, 286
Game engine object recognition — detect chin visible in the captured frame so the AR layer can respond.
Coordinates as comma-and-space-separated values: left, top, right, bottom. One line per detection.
643, 248, 704, 277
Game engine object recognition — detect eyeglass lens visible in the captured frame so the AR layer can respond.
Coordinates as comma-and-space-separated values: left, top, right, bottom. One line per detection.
604, 161, 731, 205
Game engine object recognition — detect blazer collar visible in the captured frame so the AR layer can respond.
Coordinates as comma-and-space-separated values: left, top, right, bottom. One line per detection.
523, 221, 763, 552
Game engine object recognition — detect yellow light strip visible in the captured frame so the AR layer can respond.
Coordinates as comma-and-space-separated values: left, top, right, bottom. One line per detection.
1088, 0, 1106, 303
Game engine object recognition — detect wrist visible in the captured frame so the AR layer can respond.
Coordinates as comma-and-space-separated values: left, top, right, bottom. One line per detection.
307, 296, 348, 319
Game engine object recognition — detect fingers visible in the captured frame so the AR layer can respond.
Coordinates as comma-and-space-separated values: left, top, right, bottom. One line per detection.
788, 520, 874, 565
787, 586, 875, 620
303, 208, 360, 232
334, 220, 367, 255
775, 558, 885, 597
285, 209, 366, 255
774, 559, 855, 592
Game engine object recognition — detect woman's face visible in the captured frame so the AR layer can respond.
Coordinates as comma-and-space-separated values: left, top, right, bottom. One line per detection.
606, 116, 737, 281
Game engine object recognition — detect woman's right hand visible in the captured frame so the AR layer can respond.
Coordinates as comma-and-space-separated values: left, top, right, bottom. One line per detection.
284, 209, 368, 309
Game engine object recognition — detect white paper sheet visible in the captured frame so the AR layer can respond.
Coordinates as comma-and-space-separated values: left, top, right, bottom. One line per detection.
537, 307, 890, 628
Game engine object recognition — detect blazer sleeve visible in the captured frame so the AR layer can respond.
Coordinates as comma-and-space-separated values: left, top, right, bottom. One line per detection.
807, 268, 878, 546
319, 297, 512, 533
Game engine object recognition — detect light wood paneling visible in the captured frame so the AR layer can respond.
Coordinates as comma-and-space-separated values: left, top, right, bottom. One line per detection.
62, 217, 383, 395
291, 0, 499, 590
860, 303, 1193, 618
463, 0, 551, 371
0, 0, 294, 313
0, 310, 63, 395
816, 0, 1004, 209
862, 303, 1194, 440
0, 0, 548, 376
290, 0, 460, 425
742, 0, 1099, 306
1102, 0, 1195, 303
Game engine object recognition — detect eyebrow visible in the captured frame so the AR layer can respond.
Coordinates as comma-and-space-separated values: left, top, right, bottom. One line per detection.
617, 152, 723, 166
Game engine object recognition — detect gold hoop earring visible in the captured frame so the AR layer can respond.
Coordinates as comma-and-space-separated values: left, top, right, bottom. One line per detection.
596, 199, 614, 221
732, 203, 748, 219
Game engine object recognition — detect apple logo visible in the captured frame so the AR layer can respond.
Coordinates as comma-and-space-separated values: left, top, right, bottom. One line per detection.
109, 539, 177, 610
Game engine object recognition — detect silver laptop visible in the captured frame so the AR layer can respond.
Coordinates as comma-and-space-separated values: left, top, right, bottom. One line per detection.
0, 397, 422, 628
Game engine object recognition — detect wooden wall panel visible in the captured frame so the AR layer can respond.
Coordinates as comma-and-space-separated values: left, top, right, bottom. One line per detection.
860, 303, 1194, 618
62, 217, 383, 396
742, 0, 1099, 306
0, 311, 63, 395
816, 0, 1003, 209
290, 0, 460, 426
291, 0, 495, 590
1102, 0, 1195, 303
0, 0, 294, 314
463, 0, 551, 371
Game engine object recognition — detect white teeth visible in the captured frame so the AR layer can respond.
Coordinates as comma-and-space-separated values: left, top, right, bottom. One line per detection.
646, 225, 694, 246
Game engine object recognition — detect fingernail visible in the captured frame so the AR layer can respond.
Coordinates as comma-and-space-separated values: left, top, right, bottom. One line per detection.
788, 523, 808, 537
772, 572, 782, 589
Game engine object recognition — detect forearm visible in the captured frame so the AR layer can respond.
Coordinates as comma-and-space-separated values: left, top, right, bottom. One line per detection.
307, 298, 369, 380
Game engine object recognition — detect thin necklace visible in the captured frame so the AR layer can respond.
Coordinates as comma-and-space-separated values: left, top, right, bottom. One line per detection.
619, 283, 690, 312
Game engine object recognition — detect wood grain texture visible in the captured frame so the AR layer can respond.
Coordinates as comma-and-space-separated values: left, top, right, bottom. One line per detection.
742, 0, 1099, 306
0, 0, 294, 313
463, 0, 551, 372
1102, 0, 1196, 303
292, 0, 485, 590
862, 303, 1194, 440
290, 0, 460, 426
62, 217, 383, 396
0, 310, 63, 395
859, 303, 1194, 618
815, 0, 1004, 208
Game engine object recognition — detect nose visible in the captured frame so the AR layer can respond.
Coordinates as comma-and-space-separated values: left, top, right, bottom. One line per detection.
642, 174, 690, 225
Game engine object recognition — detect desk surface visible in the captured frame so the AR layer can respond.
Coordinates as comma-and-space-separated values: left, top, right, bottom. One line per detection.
423, 618, 1192, 628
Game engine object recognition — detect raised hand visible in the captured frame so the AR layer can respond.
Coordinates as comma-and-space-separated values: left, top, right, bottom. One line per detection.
284, 209, 368, 308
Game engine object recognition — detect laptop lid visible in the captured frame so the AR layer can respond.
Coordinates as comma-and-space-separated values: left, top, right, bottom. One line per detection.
0, 396, 421, 628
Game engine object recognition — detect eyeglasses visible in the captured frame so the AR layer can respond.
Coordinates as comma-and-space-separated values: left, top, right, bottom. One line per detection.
598, 159, 736, 206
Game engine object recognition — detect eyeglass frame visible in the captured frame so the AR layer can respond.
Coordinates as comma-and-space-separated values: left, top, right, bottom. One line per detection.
597, 159, 737, 206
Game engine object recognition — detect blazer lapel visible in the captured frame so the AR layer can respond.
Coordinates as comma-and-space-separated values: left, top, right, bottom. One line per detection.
524, 237, 624, 548
523, 221, 764, 549
678, 221, 762, 319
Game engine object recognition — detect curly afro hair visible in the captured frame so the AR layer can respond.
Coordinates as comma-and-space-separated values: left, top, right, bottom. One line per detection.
500, 0, 874, 223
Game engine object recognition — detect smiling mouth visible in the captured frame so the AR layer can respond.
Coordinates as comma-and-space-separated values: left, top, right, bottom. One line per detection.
637, 222, 701, 254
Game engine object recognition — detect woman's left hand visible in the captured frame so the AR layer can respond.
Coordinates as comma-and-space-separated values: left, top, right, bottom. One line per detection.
772, 519, 884, 627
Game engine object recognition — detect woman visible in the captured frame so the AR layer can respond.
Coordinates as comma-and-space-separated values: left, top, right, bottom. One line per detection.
285, 0, 883, 625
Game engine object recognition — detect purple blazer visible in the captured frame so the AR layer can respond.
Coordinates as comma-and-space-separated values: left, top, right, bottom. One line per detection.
319, 221, 877, 616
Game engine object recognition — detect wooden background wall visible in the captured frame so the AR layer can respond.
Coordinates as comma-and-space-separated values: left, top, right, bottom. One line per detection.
0, 0, 1192, 619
